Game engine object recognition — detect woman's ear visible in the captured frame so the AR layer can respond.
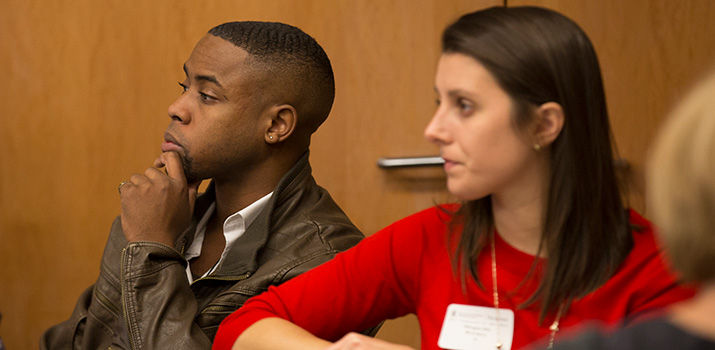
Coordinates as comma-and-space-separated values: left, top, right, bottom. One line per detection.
265, 104, 297, 144
532, 101, 564, 149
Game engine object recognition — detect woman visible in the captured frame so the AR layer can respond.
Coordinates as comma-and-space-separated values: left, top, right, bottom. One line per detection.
546, 71, 715, 350
213, 6, 693, 350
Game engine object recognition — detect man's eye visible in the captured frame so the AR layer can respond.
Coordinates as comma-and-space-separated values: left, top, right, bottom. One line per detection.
178, 82, 188, 93
199, 92, 216, 103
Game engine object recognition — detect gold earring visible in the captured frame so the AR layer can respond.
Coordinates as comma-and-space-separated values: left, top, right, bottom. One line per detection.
534, 144, 541, 151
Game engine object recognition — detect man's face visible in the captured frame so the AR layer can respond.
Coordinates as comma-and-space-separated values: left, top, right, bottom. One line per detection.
164, 35, 269, 183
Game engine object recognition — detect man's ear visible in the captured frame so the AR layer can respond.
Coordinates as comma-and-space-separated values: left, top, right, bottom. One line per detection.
531, 101, 564, 149
265, 104, 297, 144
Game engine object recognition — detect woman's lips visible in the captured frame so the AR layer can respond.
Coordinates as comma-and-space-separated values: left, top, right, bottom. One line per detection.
442, 158, 457, 172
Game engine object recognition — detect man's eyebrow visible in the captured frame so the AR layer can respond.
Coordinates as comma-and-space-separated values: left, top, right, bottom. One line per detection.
183, 63, 223, 88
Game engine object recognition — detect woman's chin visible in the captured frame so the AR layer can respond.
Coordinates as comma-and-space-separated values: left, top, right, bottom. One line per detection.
447, 185, 487, 202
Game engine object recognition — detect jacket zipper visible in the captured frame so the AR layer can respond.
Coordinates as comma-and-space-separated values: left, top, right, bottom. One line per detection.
120, 243, 247, 349
195, 272, 252, 315
191, 271, 251, 286
94, 287, 120, 317
121, 247, 141, 350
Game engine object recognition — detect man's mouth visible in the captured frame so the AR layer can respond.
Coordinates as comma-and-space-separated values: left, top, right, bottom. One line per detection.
161, 133, 184, 153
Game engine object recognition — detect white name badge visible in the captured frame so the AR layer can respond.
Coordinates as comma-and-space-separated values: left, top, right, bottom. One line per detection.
438, 304, 515, 350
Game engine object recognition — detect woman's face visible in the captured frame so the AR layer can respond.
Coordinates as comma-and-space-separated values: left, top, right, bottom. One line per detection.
424, 53, 539, 201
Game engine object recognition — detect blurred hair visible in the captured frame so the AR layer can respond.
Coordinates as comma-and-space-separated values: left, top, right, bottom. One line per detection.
442, 6, 632, 322
209, 21, 335, 134
647, 70, 715, 284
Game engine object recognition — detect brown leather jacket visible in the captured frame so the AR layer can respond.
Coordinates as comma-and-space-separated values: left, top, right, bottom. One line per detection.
41, 154, 364, 349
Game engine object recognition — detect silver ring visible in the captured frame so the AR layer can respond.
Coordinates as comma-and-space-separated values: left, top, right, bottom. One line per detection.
118, 181, 129, 194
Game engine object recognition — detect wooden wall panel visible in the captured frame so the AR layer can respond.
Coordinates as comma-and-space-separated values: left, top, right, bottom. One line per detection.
0, 1, 489, 348
509, 0, 715, 212
6, 1, 708, 349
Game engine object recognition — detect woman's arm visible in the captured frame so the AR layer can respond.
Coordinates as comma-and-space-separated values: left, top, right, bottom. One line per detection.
232, 318, 331, 350
216, 206, 449, 350
234, 318, 418, 350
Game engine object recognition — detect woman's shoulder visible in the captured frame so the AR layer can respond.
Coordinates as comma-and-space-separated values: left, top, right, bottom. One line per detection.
614, 209, 696, 310
627, 208, 650, 226
369, 204, 460, 247
605, 209, 668, 288
626, 208, 659, 255
386, 203, 460, 229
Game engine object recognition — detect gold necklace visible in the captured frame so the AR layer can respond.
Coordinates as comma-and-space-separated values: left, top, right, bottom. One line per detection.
490, 232, 564, 349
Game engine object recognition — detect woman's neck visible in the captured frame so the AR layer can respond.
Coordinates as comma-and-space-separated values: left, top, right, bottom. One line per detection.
492, 194, 545, 257
491, 146, 550, 257
490, 156, 550, 257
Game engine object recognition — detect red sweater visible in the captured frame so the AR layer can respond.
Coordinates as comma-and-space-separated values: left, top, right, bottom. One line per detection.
214, 206, 694, 350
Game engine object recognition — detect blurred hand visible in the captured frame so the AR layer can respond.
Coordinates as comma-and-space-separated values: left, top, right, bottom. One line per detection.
323, 333, 416, 350
119, 151, 200, 246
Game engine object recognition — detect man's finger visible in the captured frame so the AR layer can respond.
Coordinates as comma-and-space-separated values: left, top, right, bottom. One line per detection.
187, 180, 201, 214
159, 151, 187, 183
153, 155, 165, 168
144, 166, 167, 181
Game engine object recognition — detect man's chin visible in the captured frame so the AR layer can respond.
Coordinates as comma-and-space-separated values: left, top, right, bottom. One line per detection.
182, 164, 200, 184
181, 155, 201, 184
184, 171, 202, 184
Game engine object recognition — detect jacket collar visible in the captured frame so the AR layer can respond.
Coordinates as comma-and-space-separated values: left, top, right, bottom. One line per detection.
180, 151, 314, 278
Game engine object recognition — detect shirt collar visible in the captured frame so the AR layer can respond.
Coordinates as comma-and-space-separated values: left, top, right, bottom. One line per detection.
184, 191, 273, 282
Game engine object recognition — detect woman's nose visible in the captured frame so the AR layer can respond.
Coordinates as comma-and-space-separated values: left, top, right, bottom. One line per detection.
424, 109, 449, 145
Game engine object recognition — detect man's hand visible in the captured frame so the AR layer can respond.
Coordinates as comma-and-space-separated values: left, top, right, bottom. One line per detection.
119, 151, 201, 246
323, 333, 416, 350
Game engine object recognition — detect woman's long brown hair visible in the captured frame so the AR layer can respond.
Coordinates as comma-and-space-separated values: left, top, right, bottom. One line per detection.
442, 6, 633, 324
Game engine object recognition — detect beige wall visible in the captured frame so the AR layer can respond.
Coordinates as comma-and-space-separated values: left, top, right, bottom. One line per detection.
0, 1, 713, 349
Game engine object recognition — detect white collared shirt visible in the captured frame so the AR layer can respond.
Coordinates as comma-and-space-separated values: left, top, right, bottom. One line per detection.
184, 192, 273, 283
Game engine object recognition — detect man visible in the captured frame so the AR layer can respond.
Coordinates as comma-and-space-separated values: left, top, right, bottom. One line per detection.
41, 21, 364, 349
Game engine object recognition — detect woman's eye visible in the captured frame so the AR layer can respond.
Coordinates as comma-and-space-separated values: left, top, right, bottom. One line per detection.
457, 98, 474, 113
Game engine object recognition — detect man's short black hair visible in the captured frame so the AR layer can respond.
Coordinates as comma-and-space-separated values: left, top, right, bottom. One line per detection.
209, 21, 335, 133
